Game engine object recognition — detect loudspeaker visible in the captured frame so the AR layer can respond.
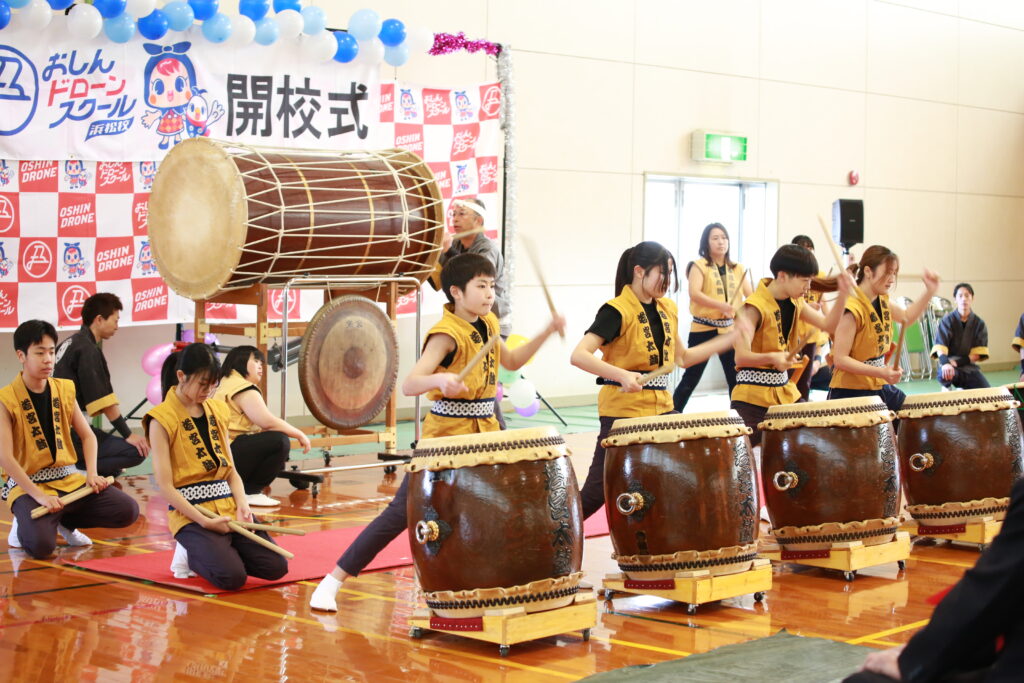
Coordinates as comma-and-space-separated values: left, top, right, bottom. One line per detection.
832, 199, 863, 249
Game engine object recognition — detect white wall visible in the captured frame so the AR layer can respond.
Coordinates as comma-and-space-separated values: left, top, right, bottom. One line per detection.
6, 0, 1024, 421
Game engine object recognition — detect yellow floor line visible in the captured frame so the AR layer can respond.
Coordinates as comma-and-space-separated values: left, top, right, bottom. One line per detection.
862, 639, 902, 647
846, 619, 930, 645
590, 635, 690, 658
25, 560, 577, 680
912, 556, 974, 569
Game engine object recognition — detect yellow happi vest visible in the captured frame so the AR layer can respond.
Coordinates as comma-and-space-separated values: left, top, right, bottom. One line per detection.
0, 374, 85, 508
423, 305, 501, 438
144, 389, 236, 535
598, 286, 677, 418
689, 259, 745, 334
213, 370, 259, 439
831, 293, 892, 391
732, 279, 804, 408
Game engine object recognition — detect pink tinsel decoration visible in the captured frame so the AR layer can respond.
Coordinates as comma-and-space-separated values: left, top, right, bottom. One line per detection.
430, 31, 502, 57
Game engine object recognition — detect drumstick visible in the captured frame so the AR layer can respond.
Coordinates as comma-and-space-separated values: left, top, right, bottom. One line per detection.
889, 325, 907, 370
786, 335, 808, 363
30, 476, 115, 519
196, 505, 295, 560
817, 214, 869, 304
232, 520, 306, 536
449, 225, 486, 242
455, 333, 499, 383
729, 270, 749, 311
636, 363, 676, 387
520, 235, 565, 339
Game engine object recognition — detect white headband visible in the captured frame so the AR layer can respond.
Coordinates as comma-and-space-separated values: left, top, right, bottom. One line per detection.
453, 199, 486, 220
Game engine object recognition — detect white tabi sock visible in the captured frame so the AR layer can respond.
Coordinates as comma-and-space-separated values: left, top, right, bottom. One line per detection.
309, 574, 342, 612
170, 542, 196, 579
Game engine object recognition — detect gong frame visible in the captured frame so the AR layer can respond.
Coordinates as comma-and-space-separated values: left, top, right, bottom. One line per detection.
193, 274, 424, 461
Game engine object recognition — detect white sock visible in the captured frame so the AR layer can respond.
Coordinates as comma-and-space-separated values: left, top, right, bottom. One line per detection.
170, 542, 196, 579
7, 519, 21, 548
58, 524, 92, 546
309, 573, 342, 612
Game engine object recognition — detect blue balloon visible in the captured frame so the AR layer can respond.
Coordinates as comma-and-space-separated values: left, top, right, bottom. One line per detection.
47, 0, 75, 10
188, 0, 217, 21
378, 18, 405, 47
137, 9, 169, 40
238, 0, 268, 22
0, 2, 9, 30
103, 13, 136, 43
253, 16, 278, 45
273, 0, 299, 12
300, 5, 323, 35
383, 43, 408, 67
347, 8, 379, 41
200, 11, 230, 42
93, 0, 126, 19
163, 0, 193, 30
333, 31, 358, 63
6, 0, 27, 9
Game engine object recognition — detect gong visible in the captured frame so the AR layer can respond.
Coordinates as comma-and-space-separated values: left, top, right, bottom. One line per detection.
298, 296, 398, 430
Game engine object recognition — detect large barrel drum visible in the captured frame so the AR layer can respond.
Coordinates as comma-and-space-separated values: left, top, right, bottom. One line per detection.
760, 397, 900, 550
601, 411, 759, 579
898, 387, 1023, 527
148, 138, 445, 300
406, 427, 583, 618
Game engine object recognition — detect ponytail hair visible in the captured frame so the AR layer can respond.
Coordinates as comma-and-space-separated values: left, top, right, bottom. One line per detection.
614, 241, 679, 295
159, 343, 220, 396
810, 244, 900, 292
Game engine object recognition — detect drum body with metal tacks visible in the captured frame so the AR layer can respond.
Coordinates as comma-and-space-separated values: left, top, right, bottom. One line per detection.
760, 397, 900, 550
298, 295, 397, 430
148, 138, 445, 300
601, 411, 758, 580
406, 427, 583, 618
897, 387, 1023, 527
1007, 382, 1024, 439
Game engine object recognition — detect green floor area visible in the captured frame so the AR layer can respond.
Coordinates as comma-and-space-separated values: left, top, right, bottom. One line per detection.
121, 369, 1022, 477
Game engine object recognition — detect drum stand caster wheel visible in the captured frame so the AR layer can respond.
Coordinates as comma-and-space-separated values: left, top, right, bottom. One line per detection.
582, 628, 591, 642
322, 449, 332, 468
897, 560, 906, 570
602, 589, 616, 601
499, 645, 510, 657
843, 571, 857, 582
687, 603, 698, 615
409, 626, 423, 639
311, 482, 319, 499
384, 465, 396, 474
753, 592, 765, 602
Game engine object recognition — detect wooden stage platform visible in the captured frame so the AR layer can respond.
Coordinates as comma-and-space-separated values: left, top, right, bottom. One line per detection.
0, 430, 988, 681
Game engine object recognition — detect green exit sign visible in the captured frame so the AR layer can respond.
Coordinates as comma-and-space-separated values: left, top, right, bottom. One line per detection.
691, 131, 748, 162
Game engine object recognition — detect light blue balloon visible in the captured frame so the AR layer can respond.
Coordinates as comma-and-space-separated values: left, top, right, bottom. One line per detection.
201, 11, 231, 43
272, 0, 298, 11
333, 31, 358, 63
378, 18, 405, 47
163, 0, 194, 31
383, 43, 408, 67
347, 8, 379, 42
6, 0, 28, 9
103, 13, 136, 43
300, 5, 324, 35
253, 16, 279, 45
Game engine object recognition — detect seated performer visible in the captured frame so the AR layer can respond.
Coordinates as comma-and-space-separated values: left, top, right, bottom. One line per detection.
147, 343, 287, 590
309, 253, 565, 611
571, 241, 750, 520
1012, 312, 1024, 382
731, 244, 853, 443
846, 476, 1024, 682
54, 293, 148, 477
930, 283, 990, 390
1, 320, 139, 559
829, 246, 940, 412
214, 346, 311, 507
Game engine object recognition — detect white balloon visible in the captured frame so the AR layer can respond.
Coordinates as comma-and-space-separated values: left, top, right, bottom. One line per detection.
299, 30, 336, 62
275, 8, 302, 40
507, 378, 538, 409
355, 37, 384, 65
405, 25, 434, 54
16, 0, 53, 31
67, 3, 103, 40
126, 0, 156, 18
228, 14, 256, 47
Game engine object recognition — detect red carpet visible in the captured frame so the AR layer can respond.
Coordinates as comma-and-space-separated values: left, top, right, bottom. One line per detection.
67, 509, 611, 594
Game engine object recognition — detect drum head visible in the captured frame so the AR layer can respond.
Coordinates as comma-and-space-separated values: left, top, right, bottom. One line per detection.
148, 138, 248, 300
299, 296, 398, 430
